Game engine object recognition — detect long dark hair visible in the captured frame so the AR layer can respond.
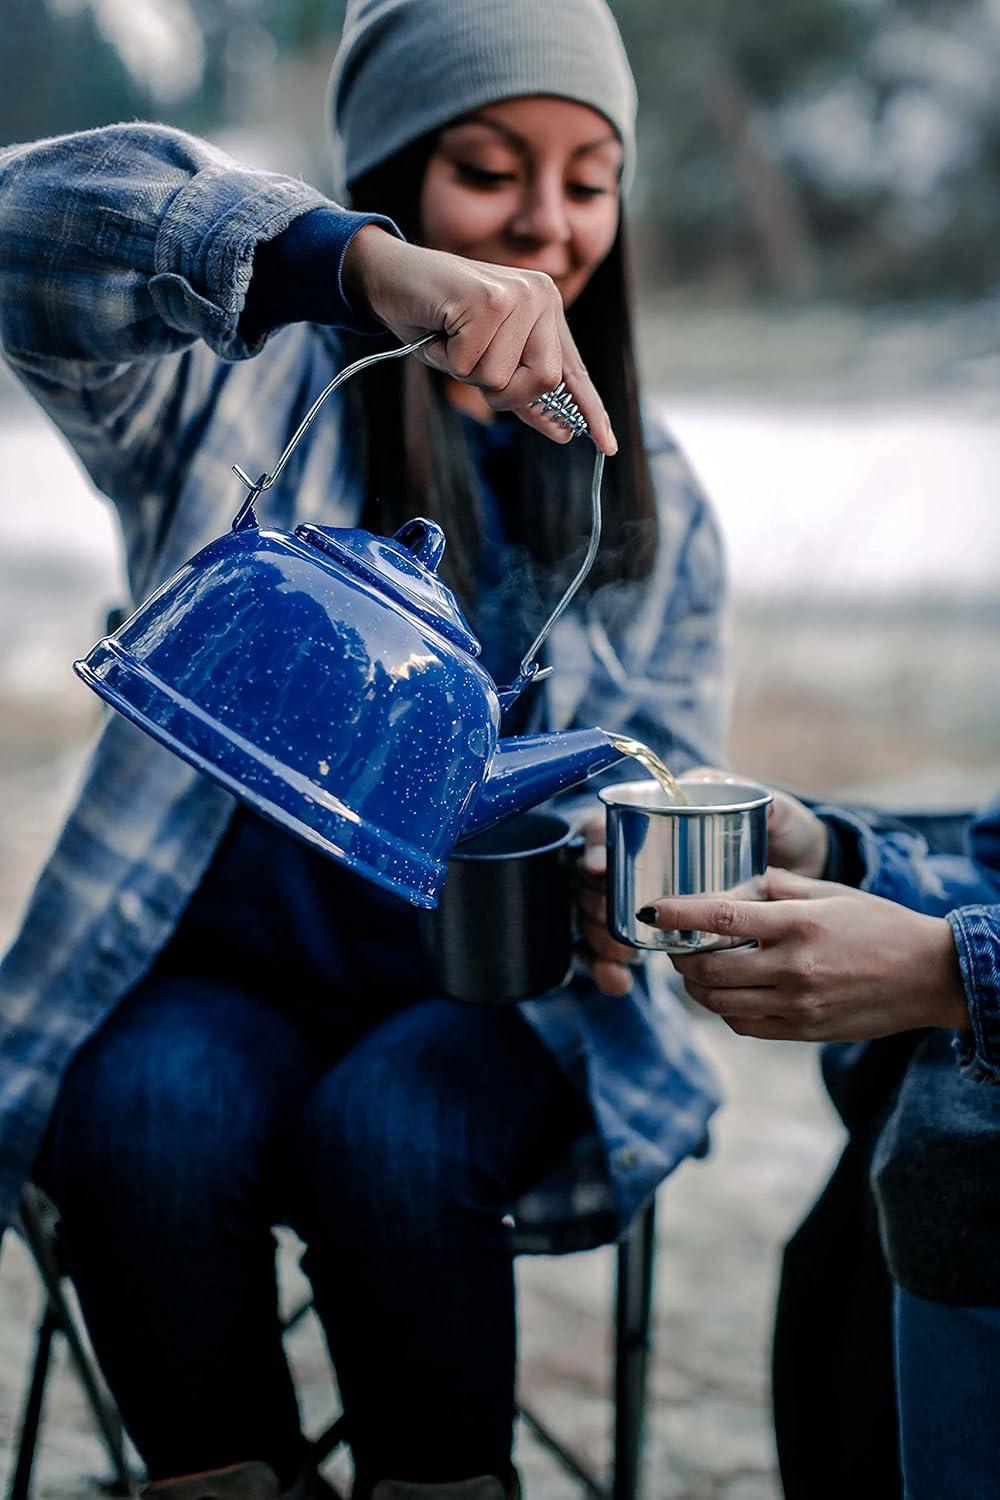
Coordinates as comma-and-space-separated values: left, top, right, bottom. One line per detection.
345, 132, 657, 606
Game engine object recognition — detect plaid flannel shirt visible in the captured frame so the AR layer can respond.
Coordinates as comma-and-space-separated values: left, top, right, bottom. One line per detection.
0, 123, 728, 1250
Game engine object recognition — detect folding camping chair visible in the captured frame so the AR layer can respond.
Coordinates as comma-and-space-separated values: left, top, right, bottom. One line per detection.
6, 1187, 657, 1500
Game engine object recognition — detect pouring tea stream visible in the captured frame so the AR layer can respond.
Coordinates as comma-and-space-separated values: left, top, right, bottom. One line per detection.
604, 734, 689, 805
74, 338, 630, 908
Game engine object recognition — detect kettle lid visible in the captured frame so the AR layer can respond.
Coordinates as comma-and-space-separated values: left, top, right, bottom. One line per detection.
295, 516, 481, 657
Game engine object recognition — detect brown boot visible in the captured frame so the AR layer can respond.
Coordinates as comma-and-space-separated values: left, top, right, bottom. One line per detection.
281, 1469, 342, 1499
142, 1462, 281, 1499
370, 1480, 509, 1500
142, 1462, 340, 1500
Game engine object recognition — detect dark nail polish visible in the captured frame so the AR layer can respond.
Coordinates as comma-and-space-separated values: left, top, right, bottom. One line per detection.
635, 906, 658, 925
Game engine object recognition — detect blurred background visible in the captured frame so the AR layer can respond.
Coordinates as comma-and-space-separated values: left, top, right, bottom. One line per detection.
0, 3, 998, 1497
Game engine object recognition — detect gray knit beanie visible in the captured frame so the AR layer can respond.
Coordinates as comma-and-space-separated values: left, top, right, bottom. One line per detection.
327, 0, 637, 197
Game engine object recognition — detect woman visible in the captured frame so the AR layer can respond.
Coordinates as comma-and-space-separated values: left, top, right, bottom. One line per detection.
644, 785, 1000, 1498
0, 3, 727, 1496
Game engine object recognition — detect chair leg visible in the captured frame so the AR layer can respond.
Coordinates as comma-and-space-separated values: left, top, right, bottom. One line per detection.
7, 1304, 59, 1500
611, 1199, 657, 1500
516, 1400, 606, 1500
306, 1412, 350, 1467
17, 1194, 136, 1495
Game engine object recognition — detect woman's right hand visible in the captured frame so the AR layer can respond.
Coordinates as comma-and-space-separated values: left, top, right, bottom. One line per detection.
341, 225, 617, 455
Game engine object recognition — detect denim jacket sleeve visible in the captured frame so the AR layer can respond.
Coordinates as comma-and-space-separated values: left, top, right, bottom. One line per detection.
0, 122, 390, 521
819, 800, 1000, 1083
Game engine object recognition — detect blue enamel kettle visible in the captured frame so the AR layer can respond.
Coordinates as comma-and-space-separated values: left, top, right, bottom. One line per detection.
74, 338, 626, 908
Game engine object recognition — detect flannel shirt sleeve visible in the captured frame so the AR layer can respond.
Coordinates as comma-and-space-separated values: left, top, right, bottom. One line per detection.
817, 801, 1000, 1083
0, 122, 393, 511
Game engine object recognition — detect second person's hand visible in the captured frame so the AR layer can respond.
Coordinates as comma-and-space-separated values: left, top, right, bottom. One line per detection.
341, 226, 617, 455
639, 867, 970, 1041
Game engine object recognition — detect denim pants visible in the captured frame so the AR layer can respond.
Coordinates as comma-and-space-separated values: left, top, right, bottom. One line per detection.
36, 813, 587, 1492
895, 1286, 1000, 1499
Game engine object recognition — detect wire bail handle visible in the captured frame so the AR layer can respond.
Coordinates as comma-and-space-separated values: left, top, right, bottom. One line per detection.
231, 338, 606, 692
231, 334, 438, 531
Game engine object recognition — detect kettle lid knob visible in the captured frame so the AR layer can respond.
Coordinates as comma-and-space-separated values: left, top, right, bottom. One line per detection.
294, 514, 481, 657
394, 519, 445, 573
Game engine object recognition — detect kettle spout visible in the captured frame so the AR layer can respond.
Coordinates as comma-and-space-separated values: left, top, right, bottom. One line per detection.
460, 728, 626, 840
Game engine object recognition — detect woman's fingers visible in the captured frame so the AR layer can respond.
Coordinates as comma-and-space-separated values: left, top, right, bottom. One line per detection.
422, 265, 559, 393
682, 978, 779, 1018
765, 792, 830, 879
580, 907, 637, 966
422, 293, 520, 385
578, 874, 636, 963
574, 812, 634, 992
480, 308, 574, 439
724, 1015, 803, 1041
402, 251, 616, 453
761, 866, 844, 901
577, 883, 608, 924
439, 298, 556, 400
684, 972, 828, 1039
581, 817, 607, 877
639, 893, 792, 944
587, 934, 639, 968
589, 957, 633, 997
546, 310, 617, 455
672, 944, 778, 989
453, 290, 615, 453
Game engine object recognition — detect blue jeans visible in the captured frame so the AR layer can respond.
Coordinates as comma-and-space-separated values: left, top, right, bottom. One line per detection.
36, 817, 586, 1491
895, 1286, 1000, 1499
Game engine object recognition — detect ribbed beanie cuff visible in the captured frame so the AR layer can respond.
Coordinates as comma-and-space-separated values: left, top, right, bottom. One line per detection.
328, 0, 637, 196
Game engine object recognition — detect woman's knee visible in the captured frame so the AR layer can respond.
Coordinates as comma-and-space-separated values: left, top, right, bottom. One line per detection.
288, 999, 579, 1239
43, 976, 313, 1216
292, 1063, 491, 1238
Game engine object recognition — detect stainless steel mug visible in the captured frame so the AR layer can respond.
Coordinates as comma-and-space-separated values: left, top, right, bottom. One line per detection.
599, 779, 772, 953
418, 810, 583, 1003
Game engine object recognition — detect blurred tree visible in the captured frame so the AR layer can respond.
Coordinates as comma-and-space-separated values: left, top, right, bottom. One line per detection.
4, 0, 1000, 302
613, 0, 873, 296
612, 0, 1000, 299
0, 0, 149, 146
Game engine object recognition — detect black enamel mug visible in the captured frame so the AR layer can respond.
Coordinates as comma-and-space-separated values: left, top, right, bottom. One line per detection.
418, 810, 583, 1004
